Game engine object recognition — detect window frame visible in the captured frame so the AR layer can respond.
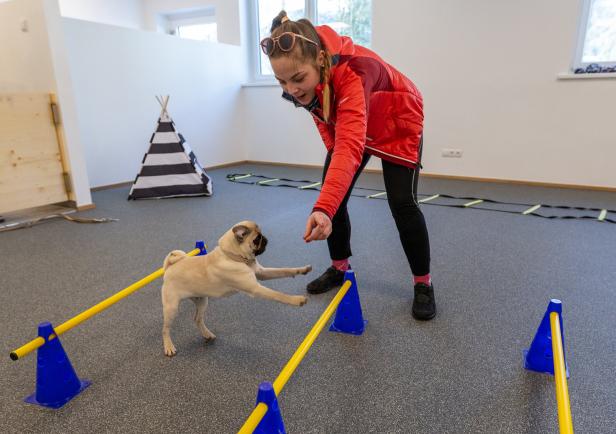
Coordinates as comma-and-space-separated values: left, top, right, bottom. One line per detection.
573, 0, 616, 70
249, 0, 370, 82
164, 7, 217, 42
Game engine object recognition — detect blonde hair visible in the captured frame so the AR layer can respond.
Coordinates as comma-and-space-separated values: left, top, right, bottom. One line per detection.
268, 11, 332, 123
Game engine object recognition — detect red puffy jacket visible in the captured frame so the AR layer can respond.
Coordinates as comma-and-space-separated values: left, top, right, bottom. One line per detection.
283, 25, 424, 220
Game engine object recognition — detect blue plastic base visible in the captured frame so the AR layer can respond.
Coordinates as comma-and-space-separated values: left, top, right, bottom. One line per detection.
523, 299, 570, 378
254, 382, 286, 434
523, 349, 569, 378
329, 319, 368, 335
25, 379, 91, 409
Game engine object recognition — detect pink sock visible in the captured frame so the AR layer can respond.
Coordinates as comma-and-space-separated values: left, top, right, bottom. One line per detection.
413, 273, 431, 286
332, 258, 349, 271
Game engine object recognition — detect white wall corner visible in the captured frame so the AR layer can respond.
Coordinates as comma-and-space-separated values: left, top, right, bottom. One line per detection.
42, 0, 93, 207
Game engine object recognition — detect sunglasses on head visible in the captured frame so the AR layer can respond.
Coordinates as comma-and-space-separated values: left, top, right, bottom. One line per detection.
260, 32, 318, 56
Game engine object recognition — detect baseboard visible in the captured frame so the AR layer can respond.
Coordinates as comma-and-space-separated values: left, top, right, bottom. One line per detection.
420, 172, 616, 192
90, 161, 251, 192
77, 203, 96, 211
242, 159, 384, 174
244, 160, 616, 192
207, 160, 251, 170
88, 160, 616, 193
91, 181, 132, 192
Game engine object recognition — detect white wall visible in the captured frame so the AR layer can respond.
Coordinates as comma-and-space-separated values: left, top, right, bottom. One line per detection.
61, 18, 246, 188
58, 0, 144, 29
241, 0, 616, 188
0, 0, 93, 207
142, 0, 242, 46
0, 0, 56, 92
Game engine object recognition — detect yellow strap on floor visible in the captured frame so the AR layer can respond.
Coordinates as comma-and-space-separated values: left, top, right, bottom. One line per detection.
463, 199, 483, 207
257, 178, 279, 185
230, 174, 252, 180
598, 209, 607, 221
299, 182, 321, 190
523, 204, 542, 215
419, 194, 439, 203
366, 192, 387, 199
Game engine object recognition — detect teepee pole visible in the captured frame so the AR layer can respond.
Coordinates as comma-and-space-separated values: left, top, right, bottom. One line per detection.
163, 95, 169, 118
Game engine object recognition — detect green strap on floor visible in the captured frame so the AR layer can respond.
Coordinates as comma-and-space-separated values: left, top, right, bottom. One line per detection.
419, 194, 440, 203
366, 191, 387, 199
299, 182, 321, 190
229, 174, 252, 181
523, 204, 542, 215
463, 199, 483, 208
257, 178, 279, 185
598, 209, 607, 221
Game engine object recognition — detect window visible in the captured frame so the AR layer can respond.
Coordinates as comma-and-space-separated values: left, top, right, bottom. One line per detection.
164, 8, 217, 42
316, 0, 371, 47
176, 22, 217, 42
574, 0, 616, 73
252, 0, 372, 79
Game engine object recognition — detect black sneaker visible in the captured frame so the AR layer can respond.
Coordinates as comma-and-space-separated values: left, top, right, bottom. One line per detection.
306, 266, 345, 294
412, 283, 436, 320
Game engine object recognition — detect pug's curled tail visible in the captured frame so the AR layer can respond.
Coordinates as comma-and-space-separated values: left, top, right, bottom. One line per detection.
164, 250, 187, 270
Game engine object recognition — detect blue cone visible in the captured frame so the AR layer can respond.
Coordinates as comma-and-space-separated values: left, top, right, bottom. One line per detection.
24, 322, 90, 409
195, 240, 207, 255
329, 269, 367, 335
523, 299, 569, 377
254, 382, 286, 434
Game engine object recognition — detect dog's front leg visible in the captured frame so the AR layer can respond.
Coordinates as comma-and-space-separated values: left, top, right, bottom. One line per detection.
255, 263, 312, 281
234, 273, 308, 306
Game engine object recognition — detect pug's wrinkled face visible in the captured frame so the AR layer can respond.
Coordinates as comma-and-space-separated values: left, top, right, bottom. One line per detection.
232, 222, 268, 257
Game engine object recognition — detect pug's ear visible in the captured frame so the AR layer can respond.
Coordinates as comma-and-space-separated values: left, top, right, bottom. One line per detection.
232, 225, 251, 243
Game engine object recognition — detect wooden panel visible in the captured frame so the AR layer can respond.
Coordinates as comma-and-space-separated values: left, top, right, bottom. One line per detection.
0, 94, 68, 214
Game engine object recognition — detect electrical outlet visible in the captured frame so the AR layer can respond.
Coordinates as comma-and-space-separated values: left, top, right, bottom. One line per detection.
442, 148, 463, 158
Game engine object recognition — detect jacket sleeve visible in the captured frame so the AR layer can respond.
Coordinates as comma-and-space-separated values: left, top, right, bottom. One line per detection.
312, 114, 335, 150
312, 70, 367, 220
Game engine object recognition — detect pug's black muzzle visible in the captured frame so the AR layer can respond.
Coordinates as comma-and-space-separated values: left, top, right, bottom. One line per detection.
254, 234, 268, 256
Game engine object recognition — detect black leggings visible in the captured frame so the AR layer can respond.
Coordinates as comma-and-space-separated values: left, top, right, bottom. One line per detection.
322, 151, 431, 276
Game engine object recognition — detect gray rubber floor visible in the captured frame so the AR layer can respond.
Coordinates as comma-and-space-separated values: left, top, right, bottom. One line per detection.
1, 163, 615, 433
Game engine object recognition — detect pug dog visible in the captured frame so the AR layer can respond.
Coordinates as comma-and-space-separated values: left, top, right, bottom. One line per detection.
161, 221, 312, 357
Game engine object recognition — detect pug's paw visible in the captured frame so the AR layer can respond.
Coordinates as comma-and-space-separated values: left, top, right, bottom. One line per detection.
300, 265, 312, 275
164, 343, 177, 357
292, 295, 308, 306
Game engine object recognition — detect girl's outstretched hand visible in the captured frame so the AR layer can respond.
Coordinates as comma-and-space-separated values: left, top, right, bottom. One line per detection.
303, 211, 332, 242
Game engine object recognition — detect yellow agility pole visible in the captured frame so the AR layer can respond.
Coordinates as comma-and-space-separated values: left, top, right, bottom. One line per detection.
550, 312, 574, 434
238, 279, 353, 434
10, 247, 202, 361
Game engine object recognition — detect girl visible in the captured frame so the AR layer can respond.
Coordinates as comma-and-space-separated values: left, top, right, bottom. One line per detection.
261, 11, 435, 320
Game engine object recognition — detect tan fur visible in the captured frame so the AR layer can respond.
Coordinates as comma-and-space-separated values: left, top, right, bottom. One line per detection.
161, 220, 312, 357
163, 250, 187, 270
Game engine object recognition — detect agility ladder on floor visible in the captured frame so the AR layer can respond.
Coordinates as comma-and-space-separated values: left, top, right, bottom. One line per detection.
227, 173, 616, 224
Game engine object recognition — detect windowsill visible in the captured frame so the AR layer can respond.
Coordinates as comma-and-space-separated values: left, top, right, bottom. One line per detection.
557, 72, 616, 80
241, 81, 280, 88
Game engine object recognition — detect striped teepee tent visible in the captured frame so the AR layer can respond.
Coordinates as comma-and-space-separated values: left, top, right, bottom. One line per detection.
128, 96, 212, 200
